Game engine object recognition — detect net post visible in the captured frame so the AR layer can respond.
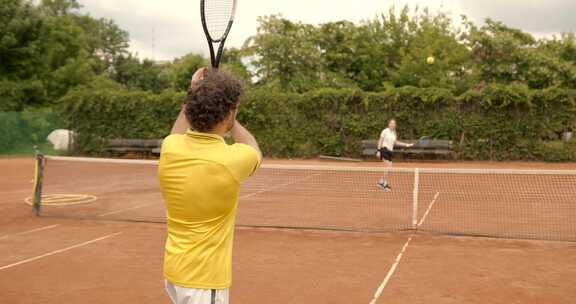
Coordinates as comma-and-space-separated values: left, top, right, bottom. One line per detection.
32, 150, 45, 216
412, 168, 419, 228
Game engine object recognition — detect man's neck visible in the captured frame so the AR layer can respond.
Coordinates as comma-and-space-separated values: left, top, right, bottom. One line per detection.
206, 124, 228, 137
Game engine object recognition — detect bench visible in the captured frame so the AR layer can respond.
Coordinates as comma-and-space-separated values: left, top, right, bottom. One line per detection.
104, 135, 234, 156
105, 139, 163, 156
362, 139, 453, 159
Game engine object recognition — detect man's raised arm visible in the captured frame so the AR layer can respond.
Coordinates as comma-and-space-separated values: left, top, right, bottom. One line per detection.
231, 121, 262, 160
170, 68, 208, 135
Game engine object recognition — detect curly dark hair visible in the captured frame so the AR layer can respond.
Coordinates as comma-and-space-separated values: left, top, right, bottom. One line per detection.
184, 71, 244, 132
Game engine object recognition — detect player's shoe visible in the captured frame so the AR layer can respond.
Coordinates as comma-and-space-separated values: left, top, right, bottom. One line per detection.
377, 182, 391, 192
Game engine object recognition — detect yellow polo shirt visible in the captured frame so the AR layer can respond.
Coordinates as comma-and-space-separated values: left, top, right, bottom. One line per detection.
158, 130, 260, 289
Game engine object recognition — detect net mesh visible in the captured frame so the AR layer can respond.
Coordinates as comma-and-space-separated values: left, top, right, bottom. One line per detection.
203, 0, 235, 41
33, 156, 576, 241
0, 111, 63, 154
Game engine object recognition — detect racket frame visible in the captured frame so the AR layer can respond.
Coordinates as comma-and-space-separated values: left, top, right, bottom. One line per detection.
414, 136, 430, 149
200, 0, 238, 69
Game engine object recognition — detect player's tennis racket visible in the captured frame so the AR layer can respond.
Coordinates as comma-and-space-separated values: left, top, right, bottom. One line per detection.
413, 136, 431, 148
200, 0, 237, 69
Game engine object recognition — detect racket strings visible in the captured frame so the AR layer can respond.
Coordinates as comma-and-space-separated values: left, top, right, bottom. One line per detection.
204, 0, 235, 40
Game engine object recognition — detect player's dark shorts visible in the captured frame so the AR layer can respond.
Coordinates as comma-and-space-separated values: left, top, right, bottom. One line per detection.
378, 147, 393, 161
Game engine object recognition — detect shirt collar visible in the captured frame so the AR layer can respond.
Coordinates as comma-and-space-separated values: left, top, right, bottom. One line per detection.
186, 129, 225, 142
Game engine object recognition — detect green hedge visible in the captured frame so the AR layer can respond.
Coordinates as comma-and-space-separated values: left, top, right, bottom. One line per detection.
60, 85, 576, 161
60, 89, 185, 152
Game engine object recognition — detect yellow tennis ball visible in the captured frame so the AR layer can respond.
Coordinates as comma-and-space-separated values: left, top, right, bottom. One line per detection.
427, 56, 435, 64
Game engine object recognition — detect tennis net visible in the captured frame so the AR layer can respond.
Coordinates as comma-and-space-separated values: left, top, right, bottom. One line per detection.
30, 155, 576, 241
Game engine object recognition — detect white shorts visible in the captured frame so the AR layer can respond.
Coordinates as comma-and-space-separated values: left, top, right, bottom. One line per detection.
165, 280, 230, 304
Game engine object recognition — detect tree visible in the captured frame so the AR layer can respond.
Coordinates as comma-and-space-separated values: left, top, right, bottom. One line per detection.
245, 15, 324, 93
111, 54, 170, 93
464, 19, 576, 89
0, 0, 45, 79
316, 21, 365, 89
40, 0, 80, 17
245, 8, 476, 92
163, 53, 208, 91
538, 33, 576, 88
73, 16, 129, 71
220, 47, 252, 84
0, 0, 48, 109
384, 9, 474, 92
0, 0, 131, 109
46, 50, 97, 100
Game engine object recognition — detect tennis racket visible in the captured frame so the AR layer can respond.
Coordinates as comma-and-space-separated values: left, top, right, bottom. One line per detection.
200, 0, 237, 69
413, 136, 431, 148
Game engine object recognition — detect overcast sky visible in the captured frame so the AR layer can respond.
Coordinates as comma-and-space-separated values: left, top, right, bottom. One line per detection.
78, 0, 576, 61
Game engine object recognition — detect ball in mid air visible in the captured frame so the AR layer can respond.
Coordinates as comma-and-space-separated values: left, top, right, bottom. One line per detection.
427, 56, 435, 65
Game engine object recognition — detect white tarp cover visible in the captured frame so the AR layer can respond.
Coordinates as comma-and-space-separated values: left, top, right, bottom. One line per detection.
47, 129, 75, 151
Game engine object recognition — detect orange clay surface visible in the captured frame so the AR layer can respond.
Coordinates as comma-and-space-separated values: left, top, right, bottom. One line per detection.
1, 157, 575, 304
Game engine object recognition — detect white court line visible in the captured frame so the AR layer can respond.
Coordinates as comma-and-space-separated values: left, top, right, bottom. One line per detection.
97, 202, 157, 217
417, 192, 440, 227
0, 224, 60, 241
368, 192, 441, 304
369, 235, 414, 304
0, 232, 122, 271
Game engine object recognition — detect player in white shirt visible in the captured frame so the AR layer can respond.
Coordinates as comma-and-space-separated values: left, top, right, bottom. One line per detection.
376, 119, 413, 191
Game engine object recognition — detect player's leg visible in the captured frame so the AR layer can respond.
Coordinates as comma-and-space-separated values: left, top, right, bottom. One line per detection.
383, 159, 393, 190
377, 149, 393, 191
377, 159, 392, 189
165, 280, 178, 304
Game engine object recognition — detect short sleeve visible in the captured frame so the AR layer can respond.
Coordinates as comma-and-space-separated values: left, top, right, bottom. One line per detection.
225, 144, 261, 182
160, 134, 180, 154
380, 129, 387, 138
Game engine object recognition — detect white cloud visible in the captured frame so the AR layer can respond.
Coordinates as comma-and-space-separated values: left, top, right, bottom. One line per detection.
78, 0, 575, 61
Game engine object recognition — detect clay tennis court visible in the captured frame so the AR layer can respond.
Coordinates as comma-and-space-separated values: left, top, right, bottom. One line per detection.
1, 157, 576, 303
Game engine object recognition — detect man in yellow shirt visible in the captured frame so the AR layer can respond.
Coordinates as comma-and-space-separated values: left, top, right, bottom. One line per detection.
158, 68, 261, 304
